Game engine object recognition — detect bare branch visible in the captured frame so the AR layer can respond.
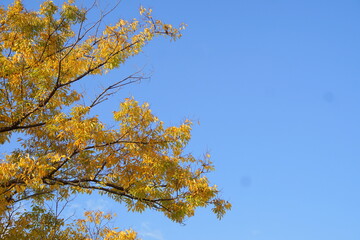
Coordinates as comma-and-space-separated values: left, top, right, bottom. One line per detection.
89, 70, 147, 108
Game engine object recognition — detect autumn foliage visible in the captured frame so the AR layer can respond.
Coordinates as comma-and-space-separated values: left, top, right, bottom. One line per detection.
0, 0, 231, 239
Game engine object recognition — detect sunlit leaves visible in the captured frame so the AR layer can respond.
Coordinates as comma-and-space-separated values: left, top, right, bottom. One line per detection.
0, 0, 230, 238
71, 211, 139, 240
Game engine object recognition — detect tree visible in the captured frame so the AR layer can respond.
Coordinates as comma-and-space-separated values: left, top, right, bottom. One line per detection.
0, 0, 231, 238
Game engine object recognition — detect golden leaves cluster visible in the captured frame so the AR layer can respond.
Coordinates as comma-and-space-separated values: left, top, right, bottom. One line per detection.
0, 0, 230, 238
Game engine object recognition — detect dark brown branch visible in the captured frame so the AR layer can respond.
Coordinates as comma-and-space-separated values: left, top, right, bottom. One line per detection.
0, 39, 141, 134
47, 177, 174, 212
37, 17, 67, 63
12, 190, 54, 203
0, 122, 46, 132
45, 150, 79, 179
89, 70, 147, 108
83, 139, 169, 152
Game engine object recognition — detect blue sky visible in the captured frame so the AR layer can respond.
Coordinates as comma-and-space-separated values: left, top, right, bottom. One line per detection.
5, 0, 360, 239
117, 1, 360, 239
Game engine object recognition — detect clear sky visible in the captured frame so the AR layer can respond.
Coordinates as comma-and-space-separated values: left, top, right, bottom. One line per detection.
5, 0, 360, 239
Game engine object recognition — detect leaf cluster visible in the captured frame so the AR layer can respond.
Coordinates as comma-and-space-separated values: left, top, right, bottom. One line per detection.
0, 0, 230, 238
